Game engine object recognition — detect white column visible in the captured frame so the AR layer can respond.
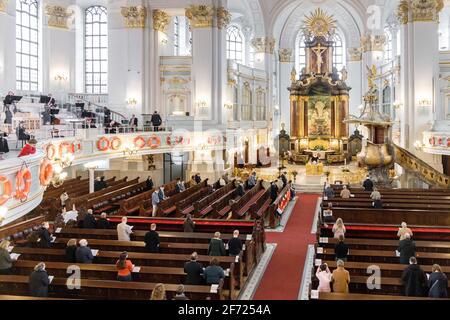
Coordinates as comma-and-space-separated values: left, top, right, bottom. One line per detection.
0, 0, 16, 94
278, 49, 294, 135
347, 48, 363, 134
88, 167, 95, 193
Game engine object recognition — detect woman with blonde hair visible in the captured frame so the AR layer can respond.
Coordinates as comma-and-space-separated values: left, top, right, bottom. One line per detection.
0, 240, 15, 274
332, 218, 346, 239
150, 283, 166, 300
65, 239, 77, 263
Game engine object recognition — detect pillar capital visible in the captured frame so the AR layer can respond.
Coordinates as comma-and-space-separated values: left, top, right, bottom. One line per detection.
152, 9, 170, 32
396, 0, 443, 24
121, 5, 147, 29
360, 34, 386, 52
251, 37, 276, 54
45, 4, 74, 29
185, 5, 215, 28
347, 47, 363, 62
216, 7, 231, 30
278, 48, 293, 63
0, 0, 8, 13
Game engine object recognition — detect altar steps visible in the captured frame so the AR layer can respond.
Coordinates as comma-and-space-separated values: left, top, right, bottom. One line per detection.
293, 183, 324, 194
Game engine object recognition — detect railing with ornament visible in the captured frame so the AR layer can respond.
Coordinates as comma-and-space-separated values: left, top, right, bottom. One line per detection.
393, 143, 450, 189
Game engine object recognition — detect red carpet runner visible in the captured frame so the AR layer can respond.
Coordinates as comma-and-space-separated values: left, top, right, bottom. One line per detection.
253, 194, 319, 300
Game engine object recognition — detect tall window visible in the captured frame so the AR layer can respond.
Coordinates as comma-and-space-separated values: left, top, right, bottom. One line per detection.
241, 82, 252, 120
226, 25, 244, 64
382, 86, 391, 116
296, 31, 346, 73
384, 29, 393, 62
16, 0, 39, 92
256, 88, 266, 121
173, 16, 179, 56
85, 6, 108, 94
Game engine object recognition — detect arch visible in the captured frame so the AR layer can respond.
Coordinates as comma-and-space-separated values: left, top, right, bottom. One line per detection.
226, 25, 245, 64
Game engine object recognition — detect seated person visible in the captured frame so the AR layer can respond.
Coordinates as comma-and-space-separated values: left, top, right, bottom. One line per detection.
339, 185, 352, 199
322, 203, 334, 223
373, 198, 383, 209
17, 122, 31, 141
203, 258, 225, 285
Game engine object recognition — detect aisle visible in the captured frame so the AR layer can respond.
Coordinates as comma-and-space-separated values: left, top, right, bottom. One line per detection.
253, 194, 319, 300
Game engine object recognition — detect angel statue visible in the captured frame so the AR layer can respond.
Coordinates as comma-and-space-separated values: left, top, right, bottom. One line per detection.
291, 67, 297, 83
366, 65, 378, 90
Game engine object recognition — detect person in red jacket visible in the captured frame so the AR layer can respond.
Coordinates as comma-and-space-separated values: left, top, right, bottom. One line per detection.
18, 138, 37, 157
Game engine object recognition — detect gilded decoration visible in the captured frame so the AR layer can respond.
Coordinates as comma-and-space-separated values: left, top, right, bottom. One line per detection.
361, 34, 386, 52
347, 47, 362, 61
45, 5, 74, 29
303, 8, 336, 38
185, 5, 214, 28
121, 6, 147, 29
216, 7, 231, 29
0, 0, 8, 13
251, 37, 276, 54
279, 48, 293, 63
152, 9, 169, 32
396, 0, 443, 24
396, 0, 410, 24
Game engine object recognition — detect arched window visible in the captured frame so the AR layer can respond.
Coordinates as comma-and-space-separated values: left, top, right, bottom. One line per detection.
16, 0, 39, 92
256, 87, 266, 121
384, 29, 393, 62
296, 31, 346, 73
173, 16, 179, 56
226, 25, 244, 64
241, 82, 252, 120
85, 6, 108, 94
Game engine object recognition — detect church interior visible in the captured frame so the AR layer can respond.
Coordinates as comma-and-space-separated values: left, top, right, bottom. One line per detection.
0, 0, 450, 302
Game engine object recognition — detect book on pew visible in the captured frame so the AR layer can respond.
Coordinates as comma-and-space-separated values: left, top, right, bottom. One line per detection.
132, 266, 140, 273
55, 228, 62, 233
91, 249, 99, 256
316, 247, 324, 254
315, 259, 322, 266
10, 253, 20, 260
310, 290, 319, 300
48, 276, 54, 284
51, 236, 56, 243
225, 269, 230, 277
395, 250, 400, 257
210, 284, 219, 293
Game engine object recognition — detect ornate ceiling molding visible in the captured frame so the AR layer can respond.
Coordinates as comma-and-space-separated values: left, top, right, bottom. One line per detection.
396, 0, 444, 24
251, 37, 276, 54
279, 48, 293, 63
45, 5, 74, 29
0, 0, 8, 13
152, 9, 169, 32
185, 5, 215, 28
121, 6, 147, 29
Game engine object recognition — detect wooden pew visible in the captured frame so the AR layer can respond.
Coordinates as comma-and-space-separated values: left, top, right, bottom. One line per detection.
0, 275, 225, 300
177, 186, 214, 216
0, 215, 45, 242
154, 180, 208, 217
194, 181, 237, 217
231, 182, 266, 219
0, 295, 78, 300
315, 292, 449, 300
322, 200, 450, 211
264, 184, 290, 229
249, 189, 272, 220
11, 260, 237, 300
138, 180, 178, 215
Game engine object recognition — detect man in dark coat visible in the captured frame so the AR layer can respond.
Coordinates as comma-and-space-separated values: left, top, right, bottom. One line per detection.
151, 111, 162, 131
29, 262, 50, 297
96, 212, 110, 229
227, 230, 243, 256
280, 172, 288, 188
270, 181, 279, 203
428, 264, 448, 298
83, 209, 97, 229
397, 233, 416, 264
402, 257, 427, 297
184, 252, 204, 285
37, 222, 52, 248
236, 183, 245, 197
334, 234, 349, 261
75, 239, 94, 264
144, 223, 160, 253
208, 232, 226, 256
363, 176, 374, 191
146, 176, 154, 190
99, 176, 107, 190
194, 173, 201, 185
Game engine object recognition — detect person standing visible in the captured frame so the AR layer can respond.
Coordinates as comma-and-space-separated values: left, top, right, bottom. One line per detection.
158, 186, 166, 202
270, 181, 279, 204
96, 212, 111, 229
144, 223, 160, 253
339, 185, 351, 199
151, 190, 160, 217
334, 235, 349, 262
129, 114, 138, 131
116, 252, 134, 282
37, 222, 53, 248
29, 262, 50, 297
332, 218, 346, 239
204, 258, 225, 285
331, 260, 350, 293
236, 182, 245, 197
194, 173, 201, 185
280, 172, 288, 188
428, 264, 448, 298
183, 214, 195, 233
83, 209, 97, 229
151, 111, 162, 131
363, 175, 374, 192
316, 263, 332, 293
184, 252, 204, 285
117, 217, 133, 241
65, 239, 77, 263
247, 172, 257, 188
75, 239, 94, 264
227, 230, 243, 256
4, 106, 12, 124
397, 222, 413, 241
0, 240, 17, 274
208, 232, 226, 256
324, 184, 334, 199
146, 176, 154, 190
402, 257, 427, 297
60, 191, 69, 208
397, 233, 416, 264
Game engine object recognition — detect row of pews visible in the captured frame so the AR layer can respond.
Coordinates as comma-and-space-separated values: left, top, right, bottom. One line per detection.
0, 217, 266, 300
310, 185, 450, 300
